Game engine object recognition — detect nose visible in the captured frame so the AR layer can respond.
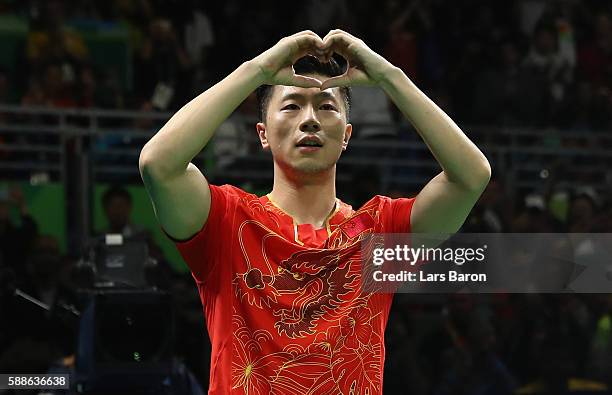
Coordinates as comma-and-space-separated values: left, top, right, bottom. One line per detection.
299, 106, 320, 132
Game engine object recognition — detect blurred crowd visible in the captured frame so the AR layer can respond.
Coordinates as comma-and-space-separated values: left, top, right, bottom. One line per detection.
0, 0, 610, 131
1, 0, 612, 393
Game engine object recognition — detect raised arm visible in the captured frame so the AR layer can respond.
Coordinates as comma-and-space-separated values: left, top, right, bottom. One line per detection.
382, 70, 491, 234
318, 29, 491, 234
139, 31, 327, 240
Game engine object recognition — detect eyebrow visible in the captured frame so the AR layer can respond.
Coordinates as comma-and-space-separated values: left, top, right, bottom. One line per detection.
280, 91, 338, 102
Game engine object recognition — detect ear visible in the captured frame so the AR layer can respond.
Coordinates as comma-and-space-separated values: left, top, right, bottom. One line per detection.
342, 123, 352, 151
256, 122, 270, 150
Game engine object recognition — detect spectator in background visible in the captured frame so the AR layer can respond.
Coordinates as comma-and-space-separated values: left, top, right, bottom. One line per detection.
36, 62, 77, 107
463, 176, 508, 232
21, 76, 46, 107
347, 85, 396, 147
90, 66, 124, 109
383, 1, 421, 84
23, 236, 66, 307
345, 56, 398, 191
516, 335, 610, 394
577, 12, 612, 94
577, 12, 612, 129
472, 40, 529, 127
23, 235, 78, 344
76, 65, 96, 108
568, 77, 599, 129
25, 0, 89, 65
587, 295, 612, 384
136, 18, 191, 111
0, 185, 38, 283
0, 233, 79, 374
0, 186, 77, 375
295, 0, 349, 34
384, 311, 429, 395
518, 0, 549, 37
567, 188, 599, 233
100, 185, 167, 269
111, 0, 154, 41
566, 188, 603, 274
521, 19, 576, 127
511, 193, 565, 233
25, 0, 89, 107
381, 0, 442, 131
445, 3, 515, 123
592, 190, 612, 232
183, 4, 215, 92
75, 65, 125, 109
102, 185, 149, 237
210, 94, 262, 188
433, 311, 518, 395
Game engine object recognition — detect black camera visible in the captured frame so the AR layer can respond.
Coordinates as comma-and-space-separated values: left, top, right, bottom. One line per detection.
74, 234, 160, 289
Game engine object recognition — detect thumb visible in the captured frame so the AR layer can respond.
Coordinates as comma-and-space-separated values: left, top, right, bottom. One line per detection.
320, 74, 351, 90
290, 74, 323, 88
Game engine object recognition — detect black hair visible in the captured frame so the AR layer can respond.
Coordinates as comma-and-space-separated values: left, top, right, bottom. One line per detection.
102, 185, 132, 208
255, 55, 351, 123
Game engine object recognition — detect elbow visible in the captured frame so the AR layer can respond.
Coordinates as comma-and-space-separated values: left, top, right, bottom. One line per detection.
138, 146, 155, 175
472, 158, 492, 191
458, 156, 491, 192
139, 145, 173, 180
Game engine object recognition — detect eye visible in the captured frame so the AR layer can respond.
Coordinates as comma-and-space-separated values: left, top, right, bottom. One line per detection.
282, 104, 299, 110
320, 103, 337, 111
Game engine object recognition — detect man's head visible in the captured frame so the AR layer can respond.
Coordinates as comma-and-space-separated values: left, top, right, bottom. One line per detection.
102, 186, 132, 231
255, 56, 352, 176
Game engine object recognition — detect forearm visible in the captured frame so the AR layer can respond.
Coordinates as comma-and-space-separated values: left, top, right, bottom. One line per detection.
379, 67, 491, 190
140, 60, 263, 178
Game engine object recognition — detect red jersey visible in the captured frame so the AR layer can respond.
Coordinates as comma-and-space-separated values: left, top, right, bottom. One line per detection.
173, 184, 415, 394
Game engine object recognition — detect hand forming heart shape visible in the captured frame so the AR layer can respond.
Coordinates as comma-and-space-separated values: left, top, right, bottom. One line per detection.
253, 29, 391, 90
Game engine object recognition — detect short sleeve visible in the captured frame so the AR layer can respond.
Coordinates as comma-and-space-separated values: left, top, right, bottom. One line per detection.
385, 197, 416, 233
170, 184, 237, 283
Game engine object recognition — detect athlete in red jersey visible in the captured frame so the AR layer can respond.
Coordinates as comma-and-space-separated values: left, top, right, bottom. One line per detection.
140, 30, 491, 394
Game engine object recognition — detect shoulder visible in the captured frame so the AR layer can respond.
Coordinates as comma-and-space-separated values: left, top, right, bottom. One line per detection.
211, 184, 260, 202
357, 194, 415, 212
355, 194, 416, 233
209, 184, 269, 221
336, 199, 354, 217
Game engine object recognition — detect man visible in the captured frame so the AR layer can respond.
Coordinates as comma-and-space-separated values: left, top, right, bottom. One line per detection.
139, 30, 491, 394
101, 186, 141, 237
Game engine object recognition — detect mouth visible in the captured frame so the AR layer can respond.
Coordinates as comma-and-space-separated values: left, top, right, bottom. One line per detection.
295, 136, 324, 151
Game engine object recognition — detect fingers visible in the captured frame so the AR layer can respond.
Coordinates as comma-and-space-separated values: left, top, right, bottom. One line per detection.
320, 67, 374, 90
289, 29, 363, 61
292, 30, 324, 49
292, 33, 326, 62
319, 75, 351, 90
321, 33, 354, 59
323, 29, 358, 41
291, 73, 323, 88
292, 30, 322, 39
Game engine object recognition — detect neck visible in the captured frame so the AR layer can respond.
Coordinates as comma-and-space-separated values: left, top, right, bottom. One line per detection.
268, 162, 337, 228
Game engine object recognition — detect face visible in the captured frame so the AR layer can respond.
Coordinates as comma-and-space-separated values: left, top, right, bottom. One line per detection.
256, 74, 352, 176
534, 30, 556, 55
104, 196, 131, 229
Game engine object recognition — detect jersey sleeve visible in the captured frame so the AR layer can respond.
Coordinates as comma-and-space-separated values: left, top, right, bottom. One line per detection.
384, 196, 416, 233
169, 184, 237, 283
